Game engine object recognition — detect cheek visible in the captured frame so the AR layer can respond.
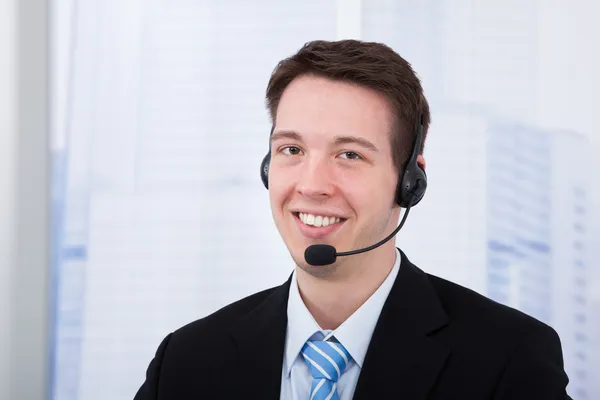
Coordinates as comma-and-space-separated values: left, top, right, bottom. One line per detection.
344, 171, 397, 203
268, 171, 292, 209
342, 181, 381, 215
268, 184, 283, 210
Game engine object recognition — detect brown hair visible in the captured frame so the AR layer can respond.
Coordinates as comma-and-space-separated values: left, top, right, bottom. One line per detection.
265, 39, 430, 173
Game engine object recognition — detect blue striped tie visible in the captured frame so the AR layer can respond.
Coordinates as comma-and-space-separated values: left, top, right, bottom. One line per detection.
301, 339, 352, 400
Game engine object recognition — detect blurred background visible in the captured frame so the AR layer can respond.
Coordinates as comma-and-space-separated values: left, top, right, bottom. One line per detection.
1, 0, 599, 399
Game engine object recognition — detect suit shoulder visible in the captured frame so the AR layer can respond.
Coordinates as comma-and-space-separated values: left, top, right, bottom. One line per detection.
426, 272, 555, 337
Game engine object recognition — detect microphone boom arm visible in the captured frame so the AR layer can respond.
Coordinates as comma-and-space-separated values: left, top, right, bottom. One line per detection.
336, 205, 412, 257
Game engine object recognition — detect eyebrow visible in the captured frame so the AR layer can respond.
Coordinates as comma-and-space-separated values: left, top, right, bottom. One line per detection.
270, 130, 379, 153
270, 130, 302, 144
333, 135, 379, 153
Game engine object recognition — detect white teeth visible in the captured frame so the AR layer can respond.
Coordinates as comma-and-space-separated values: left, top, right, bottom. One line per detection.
297, 213, 343, 227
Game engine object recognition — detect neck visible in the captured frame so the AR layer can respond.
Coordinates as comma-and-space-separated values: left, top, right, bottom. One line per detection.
296, 242, 397, 330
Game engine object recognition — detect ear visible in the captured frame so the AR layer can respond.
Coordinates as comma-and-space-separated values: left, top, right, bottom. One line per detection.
417, 154, 426, 171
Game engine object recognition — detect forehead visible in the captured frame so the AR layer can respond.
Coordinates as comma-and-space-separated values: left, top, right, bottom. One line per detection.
274, 75, 394, 149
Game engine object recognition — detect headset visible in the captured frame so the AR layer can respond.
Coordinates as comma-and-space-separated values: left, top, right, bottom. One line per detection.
260, 115, 427, 208
259, 116, 427, 265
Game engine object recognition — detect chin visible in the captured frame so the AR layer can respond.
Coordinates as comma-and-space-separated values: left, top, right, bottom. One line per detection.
294, 256, 341, 278
288, 242, 348, 278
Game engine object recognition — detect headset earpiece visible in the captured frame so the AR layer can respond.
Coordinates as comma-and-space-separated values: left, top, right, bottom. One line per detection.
260, 126, 274, 189
260, 151, 270, 189
395, 116, 427, 207
397, 161, 427, 207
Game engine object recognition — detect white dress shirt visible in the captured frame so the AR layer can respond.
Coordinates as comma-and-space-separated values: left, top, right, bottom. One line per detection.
280, 248, 401, 400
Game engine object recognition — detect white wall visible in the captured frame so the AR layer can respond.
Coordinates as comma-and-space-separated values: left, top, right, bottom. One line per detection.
0, 0, 50, 398
0, 0, 17, 399
45, 1, 600, 398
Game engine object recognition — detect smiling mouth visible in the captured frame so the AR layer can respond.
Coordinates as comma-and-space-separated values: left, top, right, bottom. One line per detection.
293, 212, 347, 227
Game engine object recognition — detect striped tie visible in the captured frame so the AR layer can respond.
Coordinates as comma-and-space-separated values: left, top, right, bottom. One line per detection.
301, 339, 352, 400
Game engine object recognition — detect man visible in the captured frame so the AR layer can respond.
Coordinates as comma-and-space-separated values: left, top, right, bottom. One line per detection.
134, 40, 571, 399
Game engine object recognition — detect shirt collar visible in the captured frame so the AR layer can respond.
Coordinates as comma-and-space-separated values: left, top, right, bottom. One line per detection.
283, 266, 324, 377
283, 248, 401, 375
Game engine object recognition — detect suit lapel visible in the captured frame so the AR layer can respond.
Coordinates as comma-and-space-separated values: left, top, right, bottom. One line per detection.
352, 249, 450, 399
229, 275, 292, 399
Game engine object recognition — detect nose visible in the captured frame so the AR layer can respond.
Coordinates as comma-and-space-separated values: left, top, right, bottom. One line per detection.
296, 154, 335, 199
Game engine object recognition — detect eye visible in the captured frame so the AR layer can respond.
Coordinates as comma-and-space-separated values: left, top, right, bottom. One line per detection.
339, 151, 362, 160
280, 146, 303, 156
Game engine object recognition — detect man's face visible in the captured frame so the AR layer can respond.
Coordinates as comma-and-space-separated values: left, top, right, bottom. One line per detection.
268, 75, 400, 276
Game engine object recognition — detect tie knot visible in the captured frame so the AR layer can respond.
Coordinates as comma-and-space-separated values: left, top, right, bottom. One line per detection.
301, 339, 352, 382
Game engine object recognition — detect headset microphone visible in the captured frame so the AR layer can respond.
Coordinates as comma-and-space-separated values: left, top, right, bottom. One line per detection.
260, 115, 428, 267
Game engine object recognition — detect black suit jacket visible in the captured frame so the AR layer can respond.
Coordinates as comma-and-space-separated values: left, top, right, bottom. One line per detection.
134, 249, 571, 399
